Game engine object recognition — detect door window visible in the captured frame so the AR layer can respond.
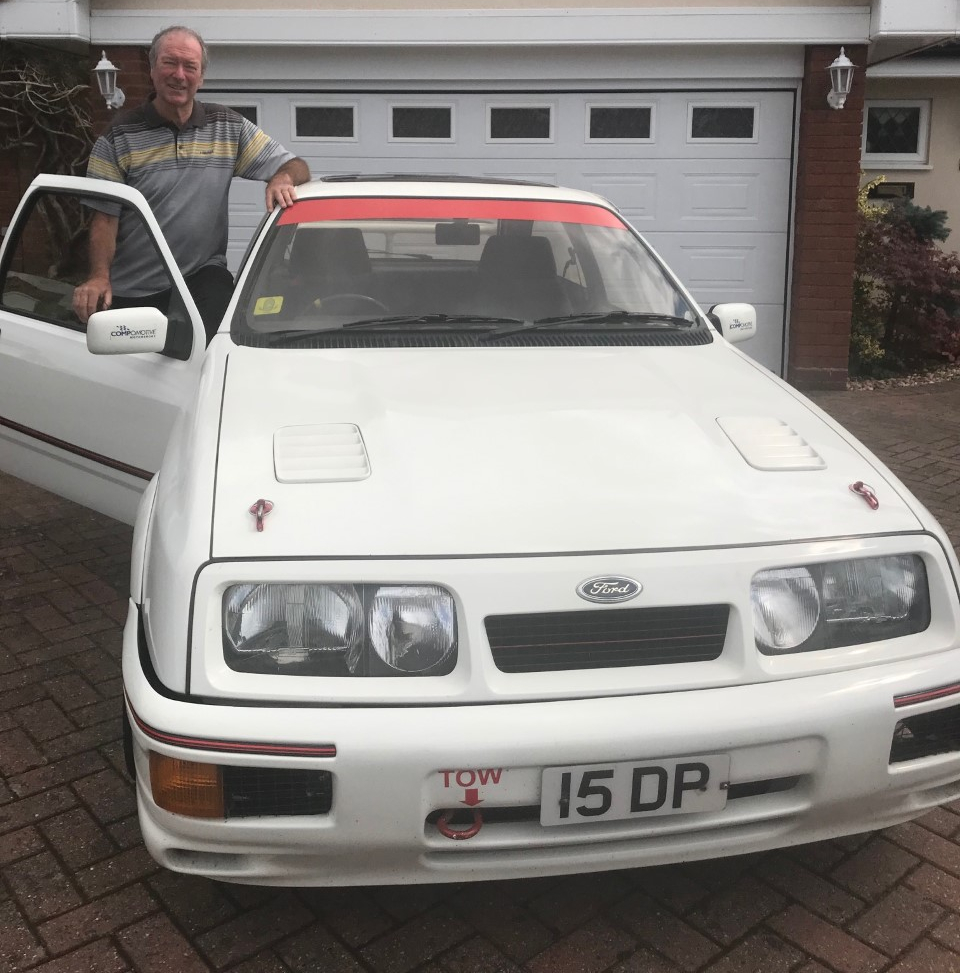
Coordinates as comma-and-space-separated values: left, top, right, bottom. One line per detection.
0, 190, 191, 357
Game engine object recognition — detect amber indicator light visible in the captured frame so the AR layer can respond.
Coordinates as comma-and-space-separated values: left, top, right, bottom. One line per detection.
149, 752, 225, 818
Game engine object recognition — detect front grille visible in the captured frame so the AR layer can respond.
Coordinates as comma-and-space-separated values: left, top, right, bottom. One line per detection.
222, 767, 333, 818
890, 705, 960, 763
485, 604, 729, 672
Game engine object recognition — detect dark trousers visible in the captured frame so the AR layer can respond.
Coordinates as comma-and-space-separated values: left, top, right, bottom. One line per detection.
112, 264, 234, 345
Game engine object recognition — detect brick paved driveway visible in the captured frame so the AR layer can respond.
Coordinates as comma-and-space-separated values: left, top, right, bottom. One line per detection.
3, 380, 960, 973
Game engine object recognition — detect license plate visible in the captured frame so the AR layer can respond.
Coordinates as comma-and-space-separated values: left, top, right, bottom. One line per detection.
540, 754, 730, 826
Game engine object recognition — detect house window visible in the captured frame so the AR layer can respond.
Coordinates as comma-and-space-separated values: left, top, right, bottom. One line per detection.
689, 105, 757, 141
295, 105, 357, 140
587, 106, 653, 142
488, 106, 553, 141
863, 101, 930, 166
390, 106, 453, 141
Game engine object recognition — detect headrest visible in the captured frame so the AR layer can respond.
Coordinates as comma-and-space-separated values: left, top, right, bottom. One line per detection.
289, 227, 371, 279
479, 235, 557, 280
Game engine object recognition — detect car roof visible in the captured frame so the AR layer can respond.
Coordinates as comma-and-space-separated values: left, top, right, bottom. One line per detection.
296, 174, 615, 208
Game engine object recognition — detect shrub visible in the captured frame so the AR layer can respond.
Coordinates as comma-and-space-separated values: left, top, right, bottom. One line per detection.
850, 184, 960, 377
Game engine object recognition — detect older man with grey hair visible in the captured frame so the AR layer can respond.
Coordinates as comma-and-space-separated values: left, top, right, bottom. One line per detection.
73, 25, 310, 342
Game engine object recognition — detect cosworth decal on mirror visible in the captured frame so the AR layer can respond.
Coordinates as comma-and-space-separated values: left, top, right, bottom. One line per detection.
111, 324, 158, 339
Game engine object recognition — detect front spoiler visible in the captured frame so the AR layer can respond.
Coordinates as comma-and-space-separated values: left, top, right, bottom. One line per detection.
123, 601, 960, 886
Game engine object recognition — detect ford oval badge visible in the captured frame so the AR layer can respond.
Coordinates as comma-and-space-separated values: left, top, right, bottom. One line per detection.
576, 576, 642, 604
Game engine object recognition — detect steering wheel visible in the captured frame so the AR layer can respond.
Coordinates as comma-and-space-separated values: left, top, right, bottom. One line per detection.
313, 293, 389, 314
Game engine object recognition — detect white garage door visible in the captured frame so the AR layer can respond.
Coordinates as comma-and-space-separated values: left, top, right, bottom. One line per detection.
217, 88, 794, 374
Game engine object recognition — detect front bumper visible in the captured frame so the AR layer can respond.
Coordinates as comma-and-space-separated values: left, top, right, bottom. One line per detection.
123, 602, 960, 886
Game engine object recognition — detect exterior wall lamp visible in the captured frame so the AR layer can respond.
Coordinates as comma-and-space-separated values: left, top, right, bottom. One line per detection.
826, 48, 855, 110
93, 51, 126, 110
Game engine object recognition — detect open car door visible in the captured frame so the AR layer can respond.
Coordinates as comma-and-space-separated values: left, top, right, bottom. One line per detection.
0, 175, 208, 524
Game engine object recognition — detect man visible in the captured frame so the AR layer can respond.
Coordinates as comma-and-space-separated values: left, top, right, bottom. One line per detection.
73, 25, 310, 341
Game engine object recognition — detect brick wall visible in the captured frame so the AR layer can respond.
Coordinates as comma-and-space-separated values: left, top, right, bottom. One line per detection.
0, 44, 152, 240
787, 45, 867, 390
89, 46, 153, 138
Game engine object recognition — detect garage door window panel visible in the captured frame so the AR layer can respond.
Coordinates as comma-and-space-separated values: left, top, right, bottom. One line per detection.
294, 105, 357, 141
216, 103, 259, 126
488, 105, 554, 142
390, 106, 454, 142
688, 105, 758, 143
587, 105, 654, 143
863, 101, 929, 167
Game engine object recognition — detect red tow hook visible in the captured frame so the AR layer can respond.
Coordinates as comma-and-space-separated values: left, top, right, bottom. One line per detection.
436, 809, 483, 840
850, 481, 879, 510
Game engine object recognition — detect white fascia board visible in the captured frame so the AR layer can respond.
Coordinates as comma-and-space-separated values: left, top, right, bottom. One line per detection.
90, 6, 871, 48
867, 58, 960, 77
1, 0, 90, 45
204, 43, 804, 85
871, 0, 960, 38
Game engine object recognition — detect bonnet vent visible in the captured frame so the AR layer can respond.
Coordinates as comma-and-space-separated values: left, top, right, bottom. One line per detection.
717, 417, 826, 471
274, 424, 371, 483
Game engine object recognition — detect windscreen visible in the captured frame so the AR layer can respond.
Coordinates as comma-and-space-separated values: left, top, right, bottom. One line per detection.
231, 196, 701, 345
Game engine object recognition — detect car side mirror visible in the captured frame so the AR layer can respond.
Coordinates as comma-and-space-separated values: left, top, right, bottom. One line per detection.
87, 307, 170, 355
707, 303, 757, 344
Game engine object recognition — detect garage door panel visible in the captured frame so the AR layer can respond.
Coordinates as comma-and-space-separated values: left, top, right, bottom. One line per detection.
671, 164, 789, 229
722, 304, 784, 375
652, 232, 787, 305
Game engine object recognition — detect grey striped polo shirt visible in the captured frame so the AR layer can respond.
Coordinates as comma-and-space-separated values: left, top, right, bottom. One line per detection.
87, 98, 295, 297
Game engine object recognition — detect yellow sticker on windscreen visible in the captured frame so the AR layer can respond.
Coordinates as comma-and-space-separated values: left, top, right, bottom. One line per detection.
254, 296, 283, 315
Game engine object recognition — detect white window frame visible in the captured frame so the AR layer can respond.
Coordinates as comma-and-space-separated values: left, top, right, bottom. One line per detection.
291, 102, 359, 143
862, 99, 930, 168
585, 103, 656, 144
485, 102, 555, 144
387, 103, 456, 144
686, 102, 759, 144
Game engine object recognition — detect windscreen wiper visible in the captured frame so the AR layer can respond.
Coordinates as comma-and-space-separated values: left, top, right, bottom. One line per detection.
259, 314, 524, 346
339, 313, 523, 330
478, 311, 698, 342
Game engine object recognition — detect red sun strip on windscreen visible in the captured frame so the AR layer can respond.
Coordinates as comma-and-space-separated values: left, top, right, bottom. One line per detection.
277, 197, 625, 227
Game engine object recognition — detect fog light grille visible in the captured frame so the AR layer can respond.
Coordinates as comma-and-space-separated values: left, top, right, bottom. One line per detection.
890, 705, 960, 764
222, 767, 333, 818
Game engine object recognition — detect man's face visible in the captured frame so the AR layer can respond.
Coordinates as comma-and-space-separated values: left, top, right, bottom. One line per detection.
151, 32, 204, 115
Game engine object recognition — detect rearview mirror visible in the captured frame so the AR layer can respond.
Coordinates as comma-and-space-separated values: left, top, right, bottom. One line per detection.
435, 221, 481, 246
87, 306, 169, 355
707, 303, 757, 345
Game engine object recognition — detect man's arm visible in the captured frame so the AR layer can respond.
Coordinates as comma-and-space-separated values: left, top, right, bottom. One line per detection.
265, 157, 311, 212
72, 211, 119, 324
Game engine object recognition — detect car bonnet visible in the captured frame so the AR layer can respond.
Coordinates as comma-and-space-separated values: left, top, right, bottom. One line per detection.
209, 343, 923, 559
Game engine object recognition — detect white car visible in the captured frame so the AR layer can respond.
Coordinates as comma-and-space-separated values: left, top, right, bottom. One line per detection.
2, 174, 959, 887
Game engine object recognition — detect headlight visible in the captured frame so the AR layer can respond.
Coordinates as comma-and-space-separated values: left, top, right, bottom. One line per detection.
223, 583, 457, 676
751, 555, 929, 655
